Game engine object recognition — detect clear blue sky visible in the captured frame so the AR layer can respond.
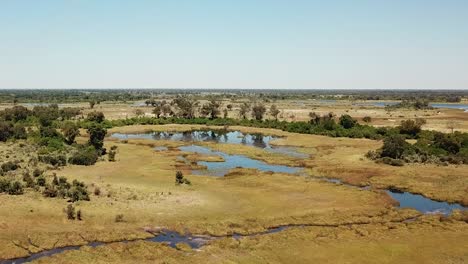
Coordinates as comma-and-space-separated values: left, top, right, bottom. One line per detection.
1, 0, 467, 89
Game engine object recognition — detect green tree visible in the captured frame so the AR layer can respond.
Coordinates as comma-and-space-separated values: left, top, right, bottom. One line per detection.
87, 111, 105, 123
381, 135, 410, 159
87, 124, 107, 154
62, 121, 80, 145
339, 114, 357, 129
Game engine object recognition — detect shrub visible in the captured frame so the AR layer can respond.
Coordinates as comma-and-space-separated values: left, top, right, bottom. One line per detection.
68, 180, 90, 202
65, 204, 76, 220
108, 145, 118, 162
36, 176, 46, 187
8, 181, 24, 195
0, 178, 11, 192
175, 171, 191, 185
43, 184, 58, 197
1, 161, 19, 172
399, 119, 424, 137
23, 172, 35, 188
68, 147, 98, 166
339, 115, 357, 129
38, 154, 67, 166
362, 116, 372, 123
381, 135, 411, 159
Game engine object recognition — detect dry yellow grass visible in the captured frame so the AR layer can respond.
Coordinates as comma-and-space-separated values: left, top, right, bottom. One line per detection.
32, 216, 468, 264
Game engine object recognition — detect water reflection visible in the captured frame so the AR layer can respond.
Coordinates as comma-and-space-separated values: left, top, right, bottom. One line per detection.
111, 130, 308, 158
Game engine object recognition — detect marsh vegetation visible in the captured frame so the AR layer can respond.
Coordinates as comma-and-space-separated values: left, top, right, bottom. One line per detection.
0, 89, 467, 263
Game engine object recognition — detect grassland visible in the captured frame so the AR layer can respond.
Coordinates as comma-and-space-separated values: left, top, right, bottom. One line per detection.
1, 99, 467, 263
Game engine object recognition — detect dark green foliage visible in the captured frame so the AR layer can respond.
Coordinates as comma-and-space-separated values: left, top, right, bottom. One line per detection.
398, 119, 425, 137
87, 111, 105, 123
33, 105, 60, 127
87, 123, 107, 154
36, 176, 46, 186
43, 176, 89, 202
38, 154, 67, 166
0, 121, 13, 142
8, 181, 24, 195
68, 180, 90, 202
0, 178, 10, 192
68, 146, 99, 166
381, 135, 411, 159
12, 124, 27, 139
1, 161, 20, 172
432, 132, 461, 154
339, 114, 357, 129
60, 107, 82, 120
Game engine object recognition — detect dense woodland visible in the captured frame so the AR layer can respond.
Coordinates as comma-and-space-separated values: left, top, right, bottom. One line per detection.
0, 89, 467, 103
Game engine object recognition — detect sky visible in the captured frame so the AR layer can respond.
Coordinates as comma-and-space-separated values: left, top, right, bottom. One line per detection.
0, 0, 467, 89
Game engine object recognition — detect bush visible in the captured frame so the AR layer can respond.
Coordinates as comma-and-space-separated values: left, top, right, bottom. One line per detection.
381, 135, 411, 159
175, 171, 191, 185
38, 154, 67, 166
339, 115, 357, 129
108, 145, 118, 162
8, 181, 24, 195
68, 146, 98, 166
1, 161, 19, 172
0, 178, 11, 192
65, 204, 76, 220
68, 180, 90, 202
43, 184, 58, 197
36, 176, 46, 186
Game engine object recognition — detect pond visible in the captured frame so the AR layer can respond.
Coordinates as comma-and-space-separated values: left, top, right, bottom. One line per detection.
385, 190, 466, 215
429, 103, 468, 111
111, 130, 308, 158
112, 131, 466, 215
179, 145, 303, 177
